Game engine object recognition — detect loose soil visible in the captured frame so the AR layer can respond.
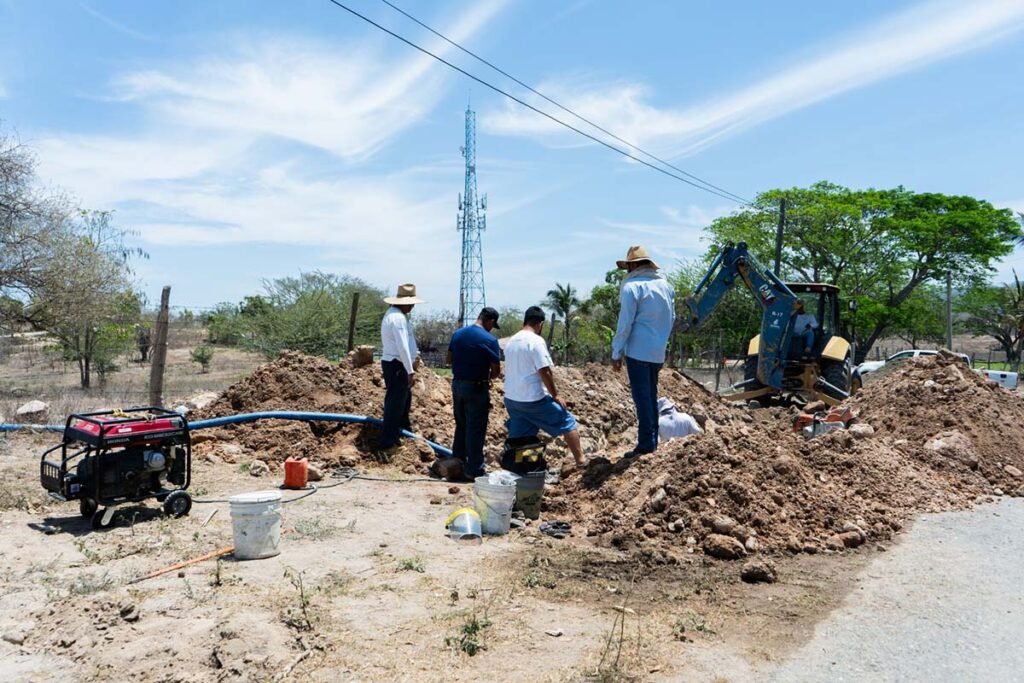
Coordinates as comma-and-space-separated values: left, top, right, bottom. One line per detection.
5, 349, 1024, 680
551, 351, 1024, 559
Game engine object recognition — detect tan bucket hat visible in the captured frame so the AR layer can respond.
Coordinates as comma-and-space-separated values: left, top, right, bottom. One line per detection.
616, 244, 659, 270
384, 283, 426, 305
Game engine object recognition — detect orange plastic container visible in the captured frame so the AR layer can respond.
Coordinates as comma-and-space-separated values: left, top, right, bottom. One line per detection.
283, 457, 309, 489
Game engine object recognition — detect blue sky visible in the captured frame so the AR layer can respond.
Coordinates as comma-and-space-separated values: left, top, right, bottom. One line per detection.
2, 0, 1023, 314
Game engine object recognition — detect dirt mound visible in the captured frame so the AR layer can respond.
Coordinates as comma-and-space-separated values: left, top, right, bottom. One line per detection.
549, 352, 1023, 560
192, 351, 728, 470
850, 351, 1024, 494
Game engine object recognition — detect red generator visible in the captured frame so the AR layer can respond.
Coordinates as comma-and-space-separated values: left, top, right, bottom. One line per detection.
40, 407, 193, 529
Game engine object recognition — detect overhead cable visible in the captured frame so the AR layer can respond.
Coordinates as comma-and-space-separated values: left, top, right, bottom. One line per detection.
322, 0, 751, 205
377, 0, 752, 205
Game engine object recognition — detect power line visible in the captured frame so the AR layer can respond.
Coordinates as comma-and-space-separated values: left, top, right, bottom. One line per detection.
377, 0, 752, 206
322, 0, 750, 205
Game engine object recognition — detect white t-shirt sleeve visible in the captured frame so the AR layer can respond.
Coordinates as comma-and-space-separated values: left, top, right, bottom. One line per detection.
531, 337, 553, 372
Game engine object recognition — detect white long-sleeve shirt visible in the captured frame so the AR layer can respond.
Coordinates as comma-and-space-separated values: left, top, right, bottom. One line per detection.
381, 306, 418, 374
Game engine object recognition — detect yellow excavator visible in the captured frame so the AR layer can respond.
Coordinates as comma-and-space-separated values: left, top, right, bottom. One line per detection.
679, 242, 854, 405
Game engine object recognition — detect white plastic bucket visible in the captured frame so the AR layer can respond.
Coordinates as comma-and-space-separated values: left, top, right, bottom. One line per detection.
229, 490, 282, 560
473, 476, 516, 535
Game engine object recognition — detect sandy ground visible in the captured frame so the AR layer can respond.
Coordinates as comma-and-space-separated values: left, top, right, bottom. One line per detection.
0, 432, 869, 683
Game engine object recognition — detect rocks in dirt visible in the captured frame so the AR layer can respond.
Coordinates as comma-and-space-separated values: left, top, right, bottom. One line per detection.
740, 559, 777, 584
430, 457, 465, 482
119, 601, 140, 623
1005, 465, 1023, 478
249, 459, 270, 477
849, 423, 875, 439
702, 534, 746, 560
15, 400, 48, 421
825, 531, 865, 551
349, 345, 375, 368
2, 626, 29, 645
924, 430, 978, 469
213, 443, 244, 464
185, 391, 219, 412
307, 462, 324, 482
649, 487, 668, 513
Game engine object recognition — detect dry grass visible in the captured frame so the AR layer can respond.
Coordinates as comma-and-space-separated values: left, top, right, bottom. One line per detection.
0, 327, 264, 419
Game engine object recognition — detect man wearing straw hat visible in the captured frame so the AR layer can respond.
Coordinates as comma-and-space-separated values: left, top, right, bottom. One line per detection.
378, 283, 425, 454
611, 245, 675, 459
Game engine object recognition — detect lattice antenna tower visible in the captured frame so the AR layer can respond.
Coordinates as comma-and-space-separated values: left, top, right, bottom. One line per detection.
457, 104, 487, 327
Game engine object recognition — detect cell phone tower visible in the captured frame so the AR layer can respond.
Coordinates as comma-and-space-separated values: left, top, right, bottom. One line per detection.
457, 104, 487, 328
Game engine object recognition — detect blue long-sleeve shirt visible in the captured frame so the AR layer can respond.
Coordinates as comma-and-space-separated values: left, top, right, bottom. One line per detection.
611, 268, 676, 364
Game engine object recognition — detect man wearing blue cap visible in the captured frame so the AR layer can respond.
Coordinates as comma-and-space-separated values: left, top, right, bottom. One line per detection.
447, 307, 502, 479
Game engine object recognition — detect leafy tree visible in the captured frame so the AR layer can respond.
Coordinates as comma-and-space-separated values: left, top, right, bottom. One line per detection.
706, 182, 1020, 361
190, 345, 214, 373
545, 282, 580, 362
889, 284, 947, 349
669, 260, 762, 366
415, 309, 458, 355
20, 211, 143, 387
1, 128, 73, 305
241, 271, 387, 359
959, 274, 1024, 370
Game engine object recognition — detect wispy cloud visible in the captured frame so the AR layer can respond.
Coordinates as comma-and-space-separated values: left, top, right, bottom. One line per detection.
79, 2, 156, 42
111, 0, 508, 162
32, 1, 512, 309
484, 0, 1024, 157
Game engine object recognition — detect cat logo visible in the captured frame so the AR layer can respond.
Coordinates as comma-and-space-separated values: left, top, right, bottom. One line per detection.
758, 284, 776, 305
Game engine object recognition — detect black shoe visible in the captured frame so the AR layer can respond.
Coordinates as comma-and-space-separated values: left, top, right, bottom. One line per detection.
622, 448, 654, 459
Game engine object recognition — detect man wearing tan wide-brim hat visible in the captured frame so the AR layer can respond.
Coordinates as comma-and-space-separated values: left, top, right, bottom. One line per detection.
610, 245, 675, 459
378, 283, 425, 454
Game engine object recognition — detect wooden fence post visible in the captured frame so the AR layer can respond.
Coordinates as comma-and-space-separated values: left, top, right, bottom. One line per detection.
347, 292, 360, 352
148, 286, 171, 407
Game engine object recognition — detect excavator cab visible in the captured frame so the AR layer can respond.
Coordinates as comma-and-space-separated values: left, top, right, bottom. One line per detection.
743, 282, 852, 403
785, 283, 840, 358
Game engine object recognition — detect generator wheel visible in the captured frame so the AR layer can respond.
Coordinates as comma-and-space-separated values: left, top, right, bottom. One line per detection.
91, 509, 112, 530
163, 490, 192, 518
79, 497, 98, 518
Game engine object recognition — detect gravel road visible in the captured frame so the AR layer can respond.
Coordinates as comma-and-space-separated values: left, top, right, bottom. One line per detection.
769, 497, 1024, 682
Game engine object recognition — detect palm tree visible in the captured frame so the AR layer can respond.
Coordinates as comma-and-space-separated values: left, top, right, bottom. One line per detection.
545, 282, 580, 363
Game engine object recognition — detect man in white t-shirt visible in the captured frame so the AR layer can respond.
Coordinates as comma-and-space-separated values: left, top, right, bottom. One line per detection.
503, 306, 586, 469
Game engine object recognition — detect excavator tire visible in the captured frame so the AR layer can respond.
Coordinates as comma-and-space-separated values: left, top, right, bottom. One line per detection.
744, 355, 762, 386
820, 356, 851, 398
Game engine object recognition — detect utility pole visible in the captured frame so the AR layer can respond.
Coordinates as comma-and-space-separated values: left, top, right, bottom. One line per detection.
457, 104, 487, 327
148, 286, 171, 407
773, 197, 786, 275
945, 272, 953, 350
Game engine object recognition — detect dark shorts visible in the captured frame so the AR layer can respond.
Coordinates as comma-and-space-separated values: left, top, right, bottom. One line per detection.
504, 396, 578, 438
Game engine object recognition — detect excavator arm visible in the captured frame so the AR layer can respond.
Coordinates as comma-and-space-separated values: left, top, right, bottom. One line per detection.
678, 242, 797, 390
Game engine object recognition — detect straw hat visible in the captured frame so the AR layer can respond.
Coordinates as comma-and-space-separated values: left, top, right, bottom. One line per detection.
384, 283, 425, 305
616, 244, 659, 270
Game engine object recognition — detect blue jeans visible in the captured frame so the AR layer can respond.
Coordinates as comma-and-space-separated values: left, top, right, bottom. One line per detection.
379, 360, 412, 449
452, 380, 491, 478
626, 356, 661, 453
801, 328, 815, 352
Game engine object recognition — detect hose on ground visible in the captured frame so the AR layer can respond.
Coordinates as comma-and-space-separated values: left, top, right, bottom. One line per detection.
0, 410, 454, 458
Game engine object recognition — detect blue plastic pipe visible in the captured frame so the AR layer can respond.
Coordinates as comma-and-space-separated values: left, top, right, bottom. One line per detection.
0, 411, 453, 457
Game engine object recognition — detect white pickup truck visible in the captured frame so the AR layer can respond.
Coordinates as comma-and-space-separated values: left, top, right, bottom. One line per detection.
980, 368, 1019, 389
853, 349, 1018, 390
